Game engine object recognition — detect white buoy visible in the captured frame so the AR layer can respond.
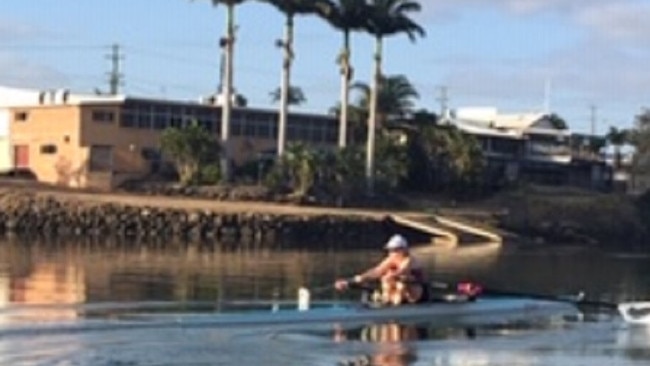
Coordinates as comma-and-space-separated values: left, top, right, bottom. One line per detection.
297, 287, 311, 311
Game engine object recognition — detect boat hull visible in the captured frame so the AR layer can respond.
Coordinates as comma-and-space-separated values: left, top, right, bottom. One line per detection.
150, 297, 577, 329
0, 298, 577, 337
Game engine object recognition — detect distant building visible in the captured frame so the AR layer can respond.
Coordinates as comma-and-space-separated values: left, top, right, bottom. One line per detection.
445, 107, 611, 190
0, 86, 338, 190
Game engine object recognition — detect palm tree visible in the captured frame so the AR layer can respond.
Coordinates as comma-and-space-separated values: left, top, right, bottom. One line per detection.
258, 0, 331, 157
317, 0, 369, 148
191, 0, 250, 182
329, 73, 418, 146
269, 85, 307, 105
351, 74, 419, 127
363, 0, 425, 193
329, 101, 368, 145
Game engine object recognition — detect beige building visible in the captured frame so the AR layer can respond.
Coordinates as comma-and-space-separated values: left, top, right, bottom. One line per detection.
1, 86, 338, 190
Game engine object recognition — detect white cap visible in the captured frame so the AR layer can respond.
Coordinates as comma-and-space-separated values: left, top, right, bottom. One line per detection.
385, 234, 408, 250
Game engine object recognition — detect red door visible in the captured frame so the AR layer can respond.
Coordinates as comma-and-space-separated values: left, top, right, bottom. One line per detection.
13, 145, 29, 168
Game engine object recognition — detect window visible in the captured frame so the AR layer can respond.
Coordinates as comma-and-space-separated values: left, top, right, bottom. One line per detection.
40, 144, 57, 155
120, 112, 136, 127
92, 110, 115, 123
170, 116, 182, 129
243, 122, 255, 137
14, 111, 29, 122
257, 124, 271, 138
325, 129, 338, 144
137, 113, 152, 129
89, 145, 113, 172
287, 126, 298, 140
231, 120, 243, 136
153, 114, 169, 130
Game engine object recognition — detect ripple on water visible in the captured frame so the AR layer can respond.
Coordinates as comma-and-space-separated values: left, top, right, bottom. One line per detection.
2, 307, 650, 366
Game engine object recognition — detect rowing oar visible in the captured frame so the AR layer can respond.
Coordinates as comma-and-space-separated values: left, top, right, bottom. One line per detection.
485, 288, 650, 325
297, 279, 377, 311
434, 281, 650, 325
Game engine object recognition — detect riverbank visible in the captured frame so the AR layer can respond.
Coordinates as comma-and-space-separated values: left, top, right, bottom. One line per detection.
486, 185, 648, 249
0, 180, 402, 246
0, 179, 647, 250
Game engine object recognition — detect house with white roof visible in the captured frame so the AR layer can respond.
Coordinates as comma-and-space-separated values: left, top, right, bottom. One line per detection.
445, 107, 610, 189
447, 107, 571, 164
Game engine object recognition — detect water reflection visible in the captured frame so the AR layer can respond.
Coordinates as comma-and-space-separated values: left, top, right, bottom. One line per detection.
330, 321, 556, 366
8, 263, 84, 321
2, 238, 650, 315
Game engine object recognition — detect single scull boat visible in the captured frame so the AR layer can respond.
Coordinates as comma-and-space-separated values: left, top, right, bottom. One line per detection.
2, 285, 648, 338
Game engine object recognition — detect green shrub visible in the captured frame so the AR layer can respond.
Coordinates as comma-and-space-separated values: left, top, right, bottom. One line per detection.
200, 163, 221, 185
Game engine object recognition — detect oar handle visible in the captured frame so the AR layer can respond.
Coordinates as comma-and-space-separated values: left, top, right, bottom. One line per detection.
307, 277, 373, 295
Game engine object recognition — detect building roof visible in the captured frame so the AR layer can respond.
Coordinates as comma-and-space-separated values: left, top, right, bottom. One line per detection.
447, 107, 569, 139
0, 85, 125, 108
0, 85, 336, 120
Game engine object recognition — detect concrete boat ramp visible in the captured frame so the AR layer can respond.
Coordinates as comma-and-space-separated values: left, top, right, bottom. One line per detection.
389, 214, 504, 247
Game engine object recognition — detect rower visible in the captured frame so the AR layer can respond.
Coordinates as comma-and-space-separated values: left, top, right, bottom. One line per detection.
334, 234, 430, 306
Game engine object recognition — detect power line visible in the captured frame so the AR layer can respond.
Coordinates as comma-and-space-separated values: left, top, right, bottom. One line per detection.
125, 45, 218, 67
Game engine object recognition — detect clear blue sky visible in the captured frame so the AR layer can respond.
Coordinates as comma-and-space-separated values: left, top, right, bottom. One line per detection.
1, 0, 649, 134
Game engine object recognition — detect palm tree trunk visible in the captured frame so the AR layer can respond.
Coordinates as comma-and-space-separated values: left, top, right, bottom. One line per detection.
338, 30, 351, 149
277, 14, 294, 158
220, 3, 235, 182
366, 35, 382, 194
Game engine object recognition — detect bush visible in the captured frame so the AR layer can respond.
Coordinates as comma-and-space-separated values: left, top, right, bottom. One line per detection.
498, 186, 647, 248
200, 164, 221, 185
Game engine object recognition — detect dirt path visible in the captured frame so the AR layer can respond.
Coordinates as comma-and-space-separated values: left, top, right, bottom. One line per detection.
0, 179, 430, 219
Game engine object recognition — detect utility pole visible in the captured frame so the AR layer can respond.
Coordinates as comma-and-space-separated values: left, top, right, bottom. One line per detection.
106, 43, 124, 95
436, 85, 449, 119
543, 79, 552, 114
590, 104, 597, 136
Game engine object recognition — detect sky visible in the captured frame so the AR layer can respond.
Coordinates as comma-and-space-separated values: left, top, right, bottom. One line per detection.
1, 0, 649, 134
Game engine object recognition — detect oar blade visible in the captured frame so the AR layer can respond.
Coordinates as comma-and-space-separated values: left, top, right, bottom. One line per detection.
618, 302, 650, 325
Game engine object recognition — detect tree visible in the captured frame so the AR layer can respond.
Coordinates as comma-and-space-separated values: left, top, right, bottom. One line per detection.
191, 0, 251, 182
547, 113, 568, 130
330, 74, 419, 146
258, 0, 331, 157
323, 146, 366, 204
351, 74, 419, 127
409, 108, 438, 127
606, 126, 628, 170
329, 101, 368, 145
374, 131, 409, 190
410, 125, 485, 195
266, 142, 318, 197
160, 122, 222, 185
631, 109, 650, 154
317, 0, 370, 148
629, 109, 650, 178
269, 85, 307, 105
362, 0, 425, 193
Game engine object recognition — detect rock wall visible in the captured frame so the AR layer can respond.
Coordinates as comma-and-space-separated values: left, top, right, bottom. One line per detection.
0, 192, 386, 246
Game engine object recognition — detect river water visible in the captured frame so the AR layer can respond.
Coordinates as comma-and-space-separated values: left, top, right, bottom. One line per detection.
1, 237, 650, 365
